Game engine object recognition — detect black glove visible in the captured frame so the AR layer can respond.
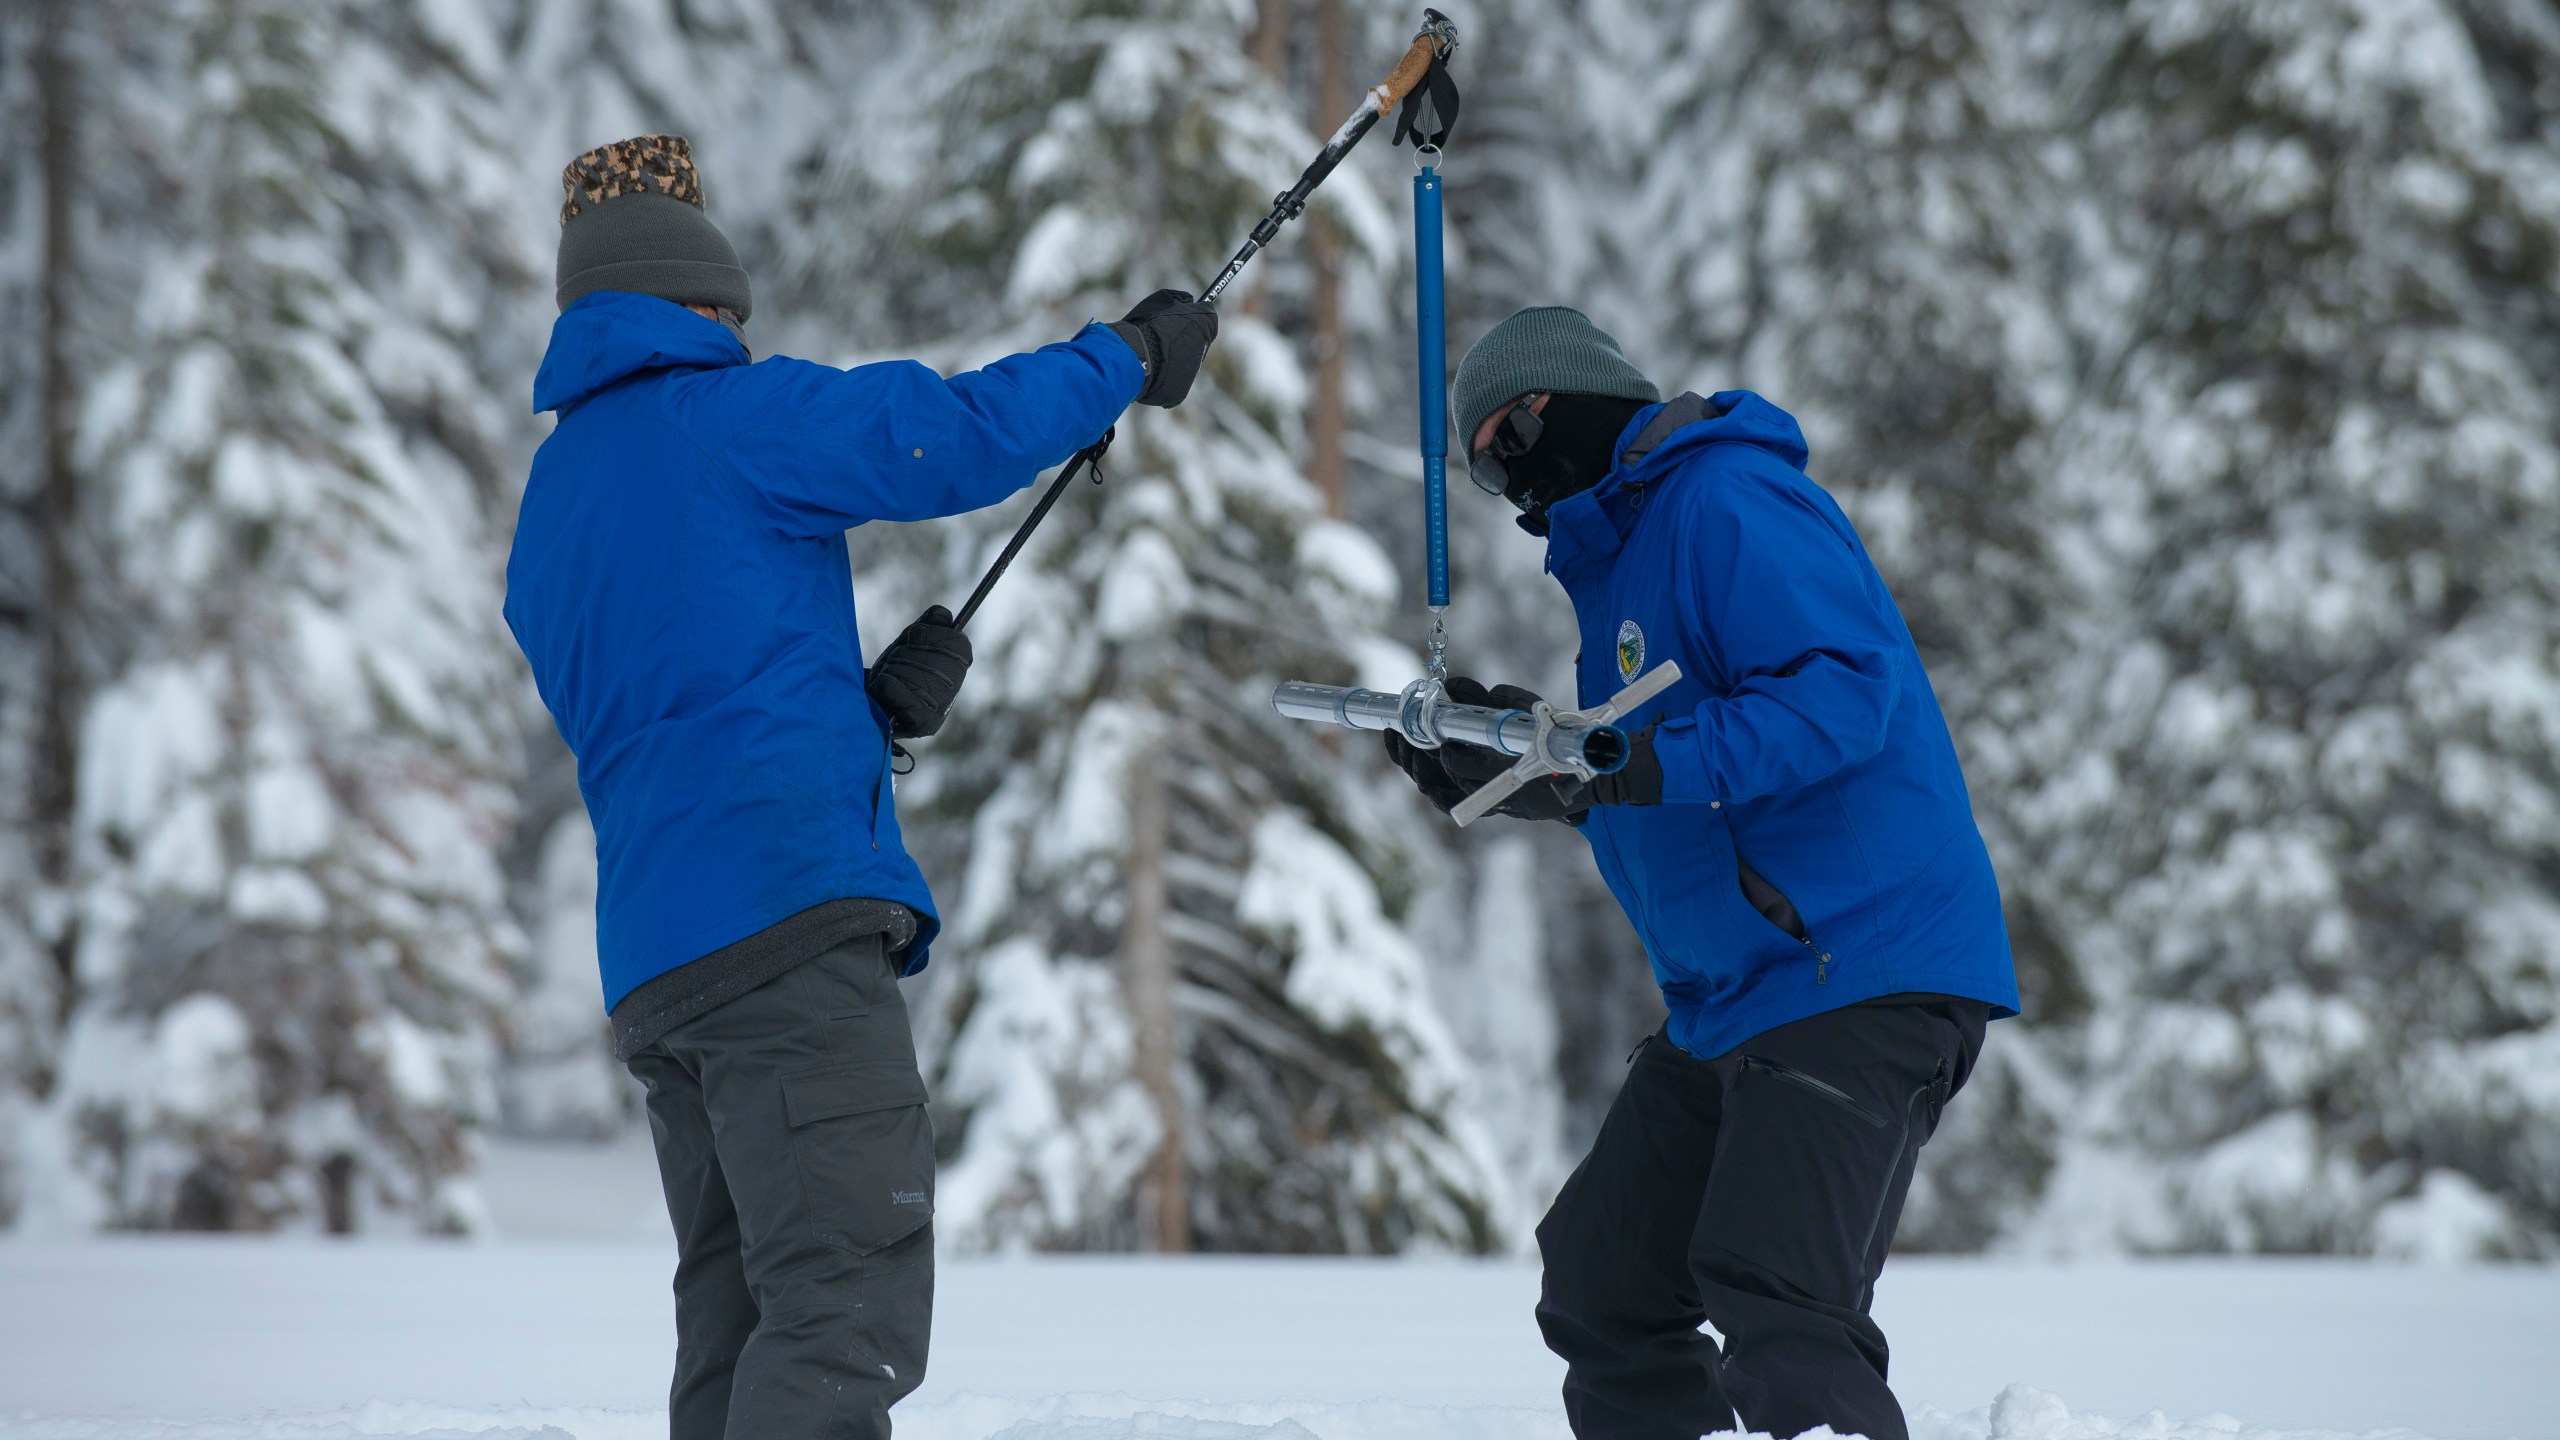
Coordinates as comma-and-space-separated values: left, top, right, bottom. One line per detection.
1588, 724, 1664, 808
865, 605, 972, 740
1108, 289, 1219, 407
1381, 676, 1590, 824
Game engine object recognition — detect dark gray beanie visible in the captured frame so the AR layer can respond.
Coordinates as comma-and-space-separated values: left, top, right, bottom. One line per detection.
555, 135, 753, 319
1451, 306, 1658, 449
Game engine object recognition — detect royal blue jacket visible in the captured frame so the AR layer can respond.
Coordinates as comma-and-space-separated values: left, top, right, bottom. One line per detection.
508, 293, 1142, 1009
1548, 391, 2019, 1059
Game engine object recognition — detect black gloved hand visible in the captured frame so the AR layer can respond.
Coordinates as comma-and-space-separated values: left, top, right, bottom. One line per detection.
865, 604, 972, 740
1588, 724, 1664, 808
1383, 729, 1498, 813
1108, 289, 1219, 407
1380, 676, 1590, 824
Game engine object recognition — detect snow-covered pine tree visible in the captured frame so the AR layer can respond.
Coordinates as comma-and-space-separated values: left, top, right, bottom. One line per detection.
2013, 0, 2560, 1257
0, 0, 70, 1224
20, 0, 530, 1232
506, 0, 924, 281
781, 0, 1516, 1252
1208, 0, 1582, 1234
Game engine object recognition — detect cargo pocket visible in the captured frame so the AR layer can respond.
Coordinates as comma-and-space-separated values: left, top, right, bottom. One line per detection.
1696, 1055, 1908, 1308
783, 1061, 935, 1254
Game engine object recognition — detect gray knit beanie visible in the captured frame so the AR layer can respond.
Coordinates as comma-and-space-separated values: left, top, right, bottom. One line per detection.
1451, 306, 1659, 450
555, 135, 753, 319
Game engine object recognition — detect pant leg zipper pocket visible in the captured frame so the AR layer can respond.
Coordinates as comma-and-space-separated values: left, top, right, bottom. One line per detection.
1740, 1055, 1888, 1129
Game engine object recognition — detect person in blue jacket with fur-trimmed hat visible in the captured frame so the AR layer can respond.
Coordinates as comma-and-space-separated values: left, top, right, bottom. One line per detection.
506, 135, 1216, 1440
1386, 306, 2021, 1440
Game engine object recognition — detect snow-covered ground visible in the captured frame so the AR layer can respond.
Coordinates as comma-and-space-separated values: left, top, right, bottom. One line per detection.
0, 1233, 2550, 1440
0, 1133, 2545, 1440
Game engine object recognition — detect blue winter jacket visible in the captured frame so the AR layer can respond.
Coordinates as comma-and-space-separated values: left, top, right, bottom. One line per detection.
1547, 391, 2019, 1059
508, 292, 1143, 1010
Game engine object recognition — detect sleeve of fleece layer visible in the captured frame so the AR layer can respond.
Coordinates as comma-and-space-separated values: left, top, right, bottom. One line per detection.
1650, 459, 1904, 805
702, 322, 1145, 536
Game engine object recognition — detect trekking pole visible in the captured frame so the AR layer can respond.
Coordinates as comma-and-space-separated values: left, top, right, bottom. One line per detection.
952, 9, 1462, 632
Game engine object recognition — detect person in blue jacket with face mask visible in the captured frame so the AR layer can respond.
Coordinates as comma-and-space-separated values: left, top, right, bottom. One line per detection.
1386, 307, 2020, 1440
505, 135, 1216, 1440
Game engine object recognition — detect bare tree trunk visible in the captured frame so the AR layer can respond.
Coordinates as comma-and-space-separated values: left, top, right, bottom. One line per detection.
1242, 0, 1293, 320
34, 0, 83, 1004
1120, 748, 1187, 1252
1249, 0, 1290, 80
1306, 0, 1348, 518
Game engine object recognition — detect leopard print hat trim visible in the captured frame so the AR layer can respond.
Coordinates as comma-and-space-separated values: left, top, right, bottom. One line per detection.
560, 134, 705, 226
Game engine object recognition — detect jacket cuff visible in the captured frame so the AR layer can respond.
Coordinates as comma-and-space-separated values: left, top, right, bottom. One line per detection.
1077, 319, 1149, 404
1651, 717, 1723, 805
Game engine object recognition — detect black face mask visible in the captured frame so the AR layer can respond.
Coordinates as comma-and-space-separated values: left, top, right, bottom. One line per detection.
1485, 393, 1653, 535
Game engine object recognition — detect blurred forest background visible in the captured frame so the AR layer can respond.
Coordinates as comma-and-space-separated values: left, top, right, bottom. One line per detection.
1, 0, 2557, 1259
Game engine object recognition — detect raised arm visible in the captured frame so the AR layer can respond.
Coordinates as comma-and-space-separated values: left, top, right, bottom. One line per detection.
705, 323, 1145, 536
1651, 466, 1905, 805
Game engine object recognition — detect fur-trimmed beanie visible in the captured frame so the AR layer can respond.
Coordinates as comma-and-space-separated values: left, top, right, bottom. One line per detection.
554, 135, 753, 320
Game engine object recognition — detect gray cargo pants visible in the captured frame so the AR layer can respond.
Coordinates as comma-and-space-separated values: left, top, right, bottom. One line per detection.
626, 931, 935, 1440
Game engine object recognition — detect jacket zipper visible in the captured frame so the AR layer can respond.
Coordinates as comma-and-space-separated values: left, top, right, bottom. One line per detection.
1739, 1055, 1889, 1129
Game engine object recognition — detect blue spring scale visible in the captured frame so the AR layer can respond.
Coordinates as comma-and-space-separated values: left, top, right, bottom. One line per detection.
1414, 149, 1451, 676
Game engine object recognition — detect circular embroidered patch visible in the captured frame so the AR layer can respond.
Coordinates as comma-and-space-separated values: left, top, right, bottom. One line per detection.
1616, 619, 1646, 683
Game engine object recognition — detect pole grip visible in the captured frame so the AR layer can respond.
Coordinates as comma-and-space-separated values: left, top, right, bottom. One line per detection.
1371, 31, 1440, 114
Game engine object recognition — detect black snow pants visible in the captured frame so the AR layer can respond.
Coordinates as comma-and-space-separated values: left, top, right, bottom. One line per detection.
1536, 994, 1986, 1440
625, 930, 937, 1440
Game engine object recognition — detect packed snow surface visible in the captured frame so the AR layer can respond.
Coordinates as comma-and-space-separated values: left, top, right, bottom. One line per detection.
0, 1243, 2549, 1440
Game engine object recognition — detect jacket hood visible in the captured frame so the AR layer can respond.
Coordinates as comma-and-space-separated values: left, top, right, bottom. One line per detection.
1543, 390, 1814, 574
533, 290, 748, 414
1597, 390, 1809, 502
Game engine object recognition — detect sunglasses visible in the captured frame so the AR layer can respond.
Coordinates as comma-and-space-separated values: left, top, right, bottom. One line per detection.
1467, 398, 1546, 496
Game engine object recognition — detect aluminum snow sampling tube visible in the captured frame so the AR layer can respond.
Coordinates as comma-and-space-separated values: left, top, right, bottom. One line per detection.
952, 9, 1460, 635
1275, 662, 1685, 827
1271, 679, 1631, 776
